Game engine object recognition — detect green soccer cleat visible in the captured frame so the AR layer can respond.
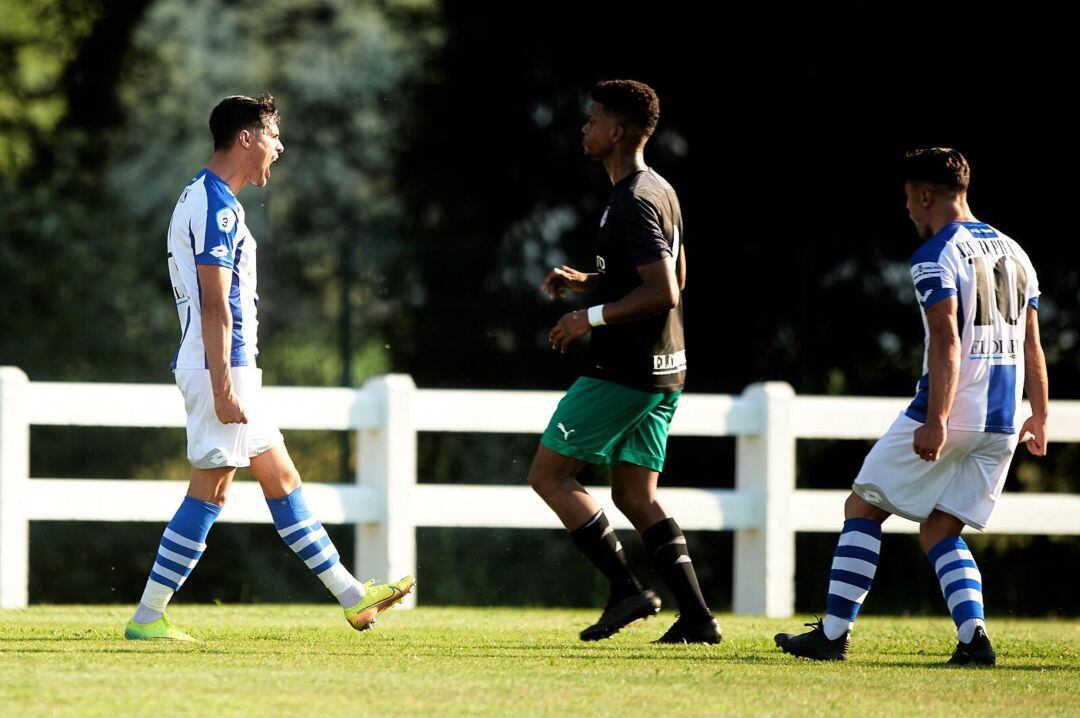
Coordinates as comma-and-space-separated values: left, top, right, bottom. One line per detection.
124, 615, 197, 642
344, 575, 415, 632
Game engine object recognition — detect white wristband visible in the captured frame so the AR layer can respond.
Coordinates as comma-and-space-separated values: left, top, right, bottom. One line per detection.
587, 304, 606, 327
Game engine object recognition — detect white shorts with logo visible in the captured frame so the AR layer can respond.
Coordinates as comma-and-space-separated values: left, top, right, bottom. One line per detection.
174, 367, 284, 469
851, 413, 1018, 530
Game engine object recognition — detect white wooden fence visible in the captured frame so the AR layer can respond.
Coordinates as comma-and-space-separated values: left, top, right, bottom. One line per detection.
2, 366, 1078, 615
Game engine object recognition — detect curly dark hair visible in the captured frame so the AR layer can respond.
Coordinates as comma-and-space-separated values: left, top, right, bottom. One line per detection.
902, 147, 970, 194
209, 92, 279, 151
591, 80, 660, 138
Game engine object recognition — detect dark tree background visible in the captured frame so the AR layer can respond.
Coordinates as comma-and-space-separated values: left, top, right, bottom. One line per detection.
388, 1, 1079, 614
3, 0, 1077, 615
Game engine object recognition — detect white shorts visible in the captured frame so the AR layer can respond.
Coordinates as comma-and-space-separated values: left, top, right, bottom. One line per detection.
174, 367, 284, 469
852, 413, 1018, 530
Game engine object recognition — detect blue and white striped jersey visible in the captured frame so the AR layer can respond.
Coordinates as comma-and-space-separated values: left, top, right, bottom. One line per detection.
167, 169, 260, 370
906, 221, 1040, 434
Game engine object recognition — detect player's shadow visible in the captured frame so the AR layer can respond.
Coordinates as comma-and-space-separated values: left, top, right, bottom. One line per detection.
857, 659, 1077, 672
0, 634, 117, 643
0, 645, 229, 655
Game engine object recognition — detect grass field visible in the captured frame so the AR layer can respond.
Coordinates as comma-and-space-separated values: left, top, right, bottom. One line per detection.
1, 606, 1078, 717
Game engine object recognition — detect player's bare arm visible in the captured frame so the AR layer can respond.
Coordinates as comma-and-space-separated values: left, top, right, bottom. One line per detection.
548, 256, 678, 353
197, 263, 246, 425
677, 244, 686, 290
541, 265, 598, 299
1019, 305, 1049, 456
913, 295, 960, 461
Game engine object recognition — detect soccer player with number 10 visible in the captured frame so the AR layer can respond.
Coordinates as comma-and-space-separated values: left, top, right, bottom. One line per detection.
775, 148, 1049, 664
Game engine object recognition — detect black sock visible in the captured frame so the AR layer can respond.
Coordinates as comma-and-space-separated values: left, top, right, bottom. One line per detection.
642, 517, 711, 622
570, 510, 643, 599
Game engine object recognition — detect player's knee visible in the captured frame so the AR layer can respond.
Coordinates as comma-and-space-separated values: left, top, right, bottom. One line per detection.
527, 464, 548, 492
919, 512, 962, 554
527, 467, 556, 497
844, 492, 888, 522
205, 487, 228, 508
610, 482, 638, 513
612, 483, 658, 521
278, 466, 301, 493
527, 451, 567, 497
261, 467, 300, 499
918, 523, 950, 554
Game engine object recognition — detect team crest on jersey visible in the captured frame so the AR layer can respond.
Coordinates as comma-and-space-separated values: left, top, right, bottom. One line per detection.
216, 207, 237, 233
600, 207, 609, 227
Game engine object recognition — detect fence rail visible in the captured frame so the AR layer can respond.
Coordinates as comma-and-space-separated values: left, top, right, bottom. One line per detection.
2, 366, 1078, 615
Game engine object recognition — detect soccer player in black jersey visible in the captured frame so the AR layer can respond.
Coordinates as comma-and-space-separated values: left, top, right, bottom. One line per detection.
528, 80, 720, 644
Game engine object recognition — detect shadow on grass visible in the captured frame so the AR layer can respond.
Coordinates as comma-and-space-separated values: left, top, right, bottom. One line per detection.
0, 635, 121, 642
857, 659, 1080, 672
0, 646, 230, 655
308, 644, 775, 663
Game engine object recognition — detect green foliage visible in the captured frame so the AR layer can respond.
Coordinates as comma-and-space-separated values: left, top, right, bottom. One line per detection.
1, 0, 440, 389
108, 0, 440, 388
0, 0, 99, 178
1, 607, 1078, 717
1, 0, 440, 485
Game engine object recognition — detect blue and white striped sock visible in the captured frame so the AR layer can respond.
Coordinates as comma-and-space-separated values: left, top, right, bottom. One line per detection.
267, 486, 363, 608
133, 496, 221, 624
928, 536, 986, 643
823, 518, 882, 640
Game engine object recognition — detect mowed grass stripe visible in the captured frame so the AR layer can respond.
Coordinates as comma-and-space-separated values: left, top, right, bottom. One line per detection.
1, 606, 1077, 717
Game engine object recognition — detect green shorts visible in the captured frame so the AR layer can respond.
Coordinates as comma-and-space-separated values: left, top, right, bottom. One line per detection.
540, 377, 680, 473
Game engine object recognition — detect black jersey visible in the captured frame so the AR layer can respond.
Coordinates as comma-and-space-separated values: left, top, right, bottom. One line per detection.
585, 168, 686, 393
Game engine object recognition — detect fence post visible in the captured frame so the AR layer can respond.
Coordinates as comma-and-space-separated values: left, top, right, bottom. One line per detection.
0, 367, 30, 609
356, 374, 417, 607
733, 381, 796, 617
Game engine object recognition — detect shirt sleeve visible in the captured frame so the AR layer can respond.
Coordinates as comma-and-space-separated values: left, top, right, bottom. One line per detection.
192, 195, 238, 268
1023, 251, 1041, 310
618, 195, 672, 266
910, 255, 957, 310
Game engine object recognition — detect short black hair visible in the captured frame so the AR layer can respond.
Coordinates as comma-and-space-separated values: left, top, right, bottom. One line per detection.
209, 93, 279, 151
591, 80, 660, 138
902, 147, 970, 194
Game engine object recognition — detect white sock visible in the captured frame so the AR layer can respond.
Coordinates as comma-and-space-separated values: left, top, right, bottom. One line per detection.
957, 617, 986, 644
823, 615, 852, 641
131, 579, 173, 623
319, 563, 365, 608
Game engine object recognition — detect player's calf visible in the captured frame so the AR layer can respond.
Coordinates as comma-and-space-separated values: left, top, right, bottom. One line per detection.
775, 517, 881, 660
267, 486, 366, 606
128, 495, 222, 629
641, 517, 716, 636
927, 534, 992, 664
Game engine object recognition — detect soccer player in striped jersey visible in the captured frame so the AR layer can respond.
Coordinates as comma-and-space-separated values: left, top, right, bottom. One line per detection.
125, 94, 412, 641
775, 148, 1049, 664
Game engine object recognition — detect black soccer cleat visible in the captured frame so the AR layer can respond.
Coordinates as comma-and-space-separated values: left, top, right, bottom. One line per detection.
948, 625, 996, 666
774, 618, 850, 661
653, 614, 723, 644
580, 589, 662, 641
